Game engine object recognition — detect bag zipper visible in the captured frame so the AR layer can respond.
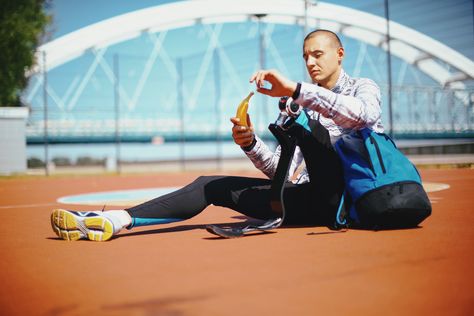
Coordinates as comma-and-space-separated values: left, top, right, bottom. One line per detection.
369, 135, 386, 174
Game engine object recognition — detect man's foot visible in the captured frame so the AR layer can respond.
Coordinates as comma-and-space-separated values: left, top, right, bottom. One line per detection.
51, 209, 122, 241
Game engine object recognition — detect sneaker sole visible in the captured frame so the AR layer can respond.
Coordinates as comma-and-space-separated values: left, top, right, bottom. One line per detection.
51, 209, 114, 241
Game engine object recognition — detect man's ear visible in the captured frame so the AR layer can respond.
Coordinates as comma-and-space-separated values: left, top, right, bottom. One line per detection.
337, 47, 344, 64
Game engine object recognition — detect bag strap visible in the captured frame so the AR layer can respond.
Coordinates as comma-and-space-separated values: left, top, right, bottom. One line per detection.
335, 192, 346, 226
360, 128, 386, 176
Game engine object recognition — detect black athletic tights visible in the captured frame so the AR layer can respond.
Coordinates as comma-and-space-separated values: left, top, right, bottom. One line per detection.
126, 118, 344, 227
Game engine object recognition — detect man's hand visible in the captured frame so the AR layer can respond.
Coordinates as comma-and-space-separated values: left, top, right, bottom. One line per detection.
231, 114, 255, 148
250, 69, 298, 97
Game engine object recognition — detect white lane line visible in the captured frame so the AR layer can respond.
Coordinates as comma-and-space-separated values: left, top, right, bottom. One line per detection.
0, 203, 57, 209
424, 183, 450, 193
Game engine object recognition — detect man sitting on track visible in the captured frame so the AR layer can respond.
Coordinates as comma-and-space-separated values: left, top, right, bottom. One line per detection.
50, 29, 384, 241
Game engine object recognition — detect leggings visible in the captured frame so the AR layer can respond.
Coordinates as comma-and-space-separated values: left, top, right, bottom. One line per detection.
126, 118, 344, 227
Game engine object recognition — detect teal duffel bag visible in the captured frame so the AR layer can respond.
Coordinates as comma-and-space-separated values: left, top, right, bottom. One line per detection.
334, 128, 432, 229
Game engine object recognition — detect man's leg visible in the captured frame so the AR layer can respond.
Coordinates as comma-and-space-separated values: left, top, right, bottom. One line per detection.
125, 175, 276, 227
51, 174, 315, 241
127, 173, 325, 225
200, 176, 317, 225
286, 115, 345, 225
51, 176, 273, 241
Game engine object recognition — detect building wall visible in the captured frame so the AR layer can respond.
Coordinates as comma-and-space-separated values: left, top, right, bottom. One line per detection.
0, 108, 28, 174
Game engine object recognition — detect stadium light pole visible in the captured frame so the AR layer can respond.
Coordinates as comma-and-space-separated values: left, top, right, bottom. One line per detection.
303, 0, 309, 82
303, 0, 317, 82
42, 51, 49, 176
113, 54, 121, 174
177, 58, 186, 171
255, 14, 267, 133
213, 50, 222, 171
384, 0, 394, 138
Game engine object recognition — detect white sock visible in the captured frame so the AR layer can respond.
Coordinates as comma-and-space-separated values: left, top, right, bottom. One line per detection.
103, 210, 132, 229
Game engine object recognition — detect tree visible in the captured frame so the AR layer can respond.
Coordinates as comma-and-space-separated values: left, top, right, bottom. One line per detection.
0, 0, 51, 107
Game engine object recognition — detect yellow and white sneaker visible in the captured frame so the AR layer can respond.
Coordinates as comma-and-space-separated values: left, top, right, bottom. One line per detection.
51, 209, 122, 241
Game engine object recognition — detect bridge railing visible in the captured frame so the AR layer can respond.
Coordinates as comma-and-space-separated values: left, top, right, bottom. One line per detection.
381, 85, 474, 136
26, 85, 474, 141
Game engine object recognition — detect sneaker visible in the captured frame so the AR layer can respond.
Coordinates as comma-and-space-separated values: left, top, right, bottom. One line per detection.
51, 209, 122, 241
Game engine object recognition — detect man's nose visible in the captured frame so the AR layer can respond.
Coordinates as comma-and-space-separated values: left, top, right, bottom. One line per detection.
306, 55, 316, 67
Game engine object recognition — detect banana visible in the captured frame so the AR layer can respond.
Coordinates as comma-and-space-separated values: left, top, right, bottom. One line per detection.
236, 91, 254, 127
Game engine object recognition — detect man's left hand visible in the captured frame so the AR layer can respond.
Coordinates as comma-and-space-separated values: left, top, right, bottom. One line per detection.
249, 69, 297, 98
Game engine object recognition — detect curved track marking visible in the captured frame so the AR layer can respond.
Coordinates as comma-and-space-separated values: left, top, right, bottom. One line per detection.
57, 187, 181, 207
57, 182, 449, 207
423, 182, 450, 193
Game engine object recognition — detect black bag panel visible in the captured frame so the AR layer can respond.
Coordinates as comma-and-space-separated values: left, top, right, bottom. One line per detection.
355, 182, 432, 229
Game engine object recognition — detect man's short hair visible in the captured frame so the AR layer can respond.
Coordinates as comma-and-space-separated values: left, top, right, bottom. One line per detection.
304, 29, 343, 48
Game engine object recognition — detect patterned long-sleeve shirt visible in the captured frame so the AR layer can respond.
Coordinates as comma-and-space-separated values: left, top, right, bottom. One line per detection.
244, 68, 384, 184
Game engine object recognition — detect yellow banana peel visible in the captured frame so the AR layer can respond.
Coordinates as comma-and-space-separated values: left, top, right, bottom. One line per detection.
236, 91, 254, 127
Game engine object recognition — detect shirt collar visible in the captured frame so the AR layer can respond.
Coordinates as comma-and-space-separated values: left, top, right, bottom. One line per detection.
330, 68, 348, 94
313, 68, 348, 93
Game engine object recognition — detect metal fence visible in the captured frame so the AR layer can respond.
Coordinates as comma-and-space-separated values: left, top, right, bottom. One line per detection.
382, 85, 474, 135
24, 72, 474, 174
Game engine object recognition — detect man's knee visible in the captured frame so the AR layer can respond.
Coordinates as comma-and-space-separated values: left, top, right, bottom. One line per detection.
181, 175, 222, 206
193, 175, 214, 184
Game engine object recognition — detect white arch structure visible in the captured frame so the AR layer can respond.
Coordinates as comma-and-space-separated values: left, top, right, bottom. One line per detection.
34, 0, 474, 90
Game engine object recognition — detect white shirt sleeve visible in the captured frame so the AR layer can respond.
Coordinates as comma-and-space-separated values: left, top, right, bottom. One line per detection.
243, 135, 304, 180
294, 79, 382, 130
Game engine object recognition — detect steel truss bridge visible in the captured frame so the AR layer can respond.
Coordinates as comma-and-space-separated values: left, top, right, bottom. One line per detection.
25, 0, 474, 143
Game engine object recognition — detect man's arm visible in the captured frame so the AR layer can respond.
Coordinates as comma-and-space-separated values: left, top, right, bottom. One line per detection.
294, 79, 382, 129
250, 69, 382, 130
243, 136, 304, 180
231, 115, 302, 180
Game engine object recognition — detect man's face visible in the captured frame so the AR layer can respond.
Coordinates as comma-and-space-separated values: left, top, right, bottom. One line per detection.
303, 34, 343, 85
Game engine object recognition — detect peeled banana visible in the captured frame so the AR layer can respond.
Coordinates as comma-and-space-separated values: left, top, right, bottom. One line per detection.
236, 91, 254, 127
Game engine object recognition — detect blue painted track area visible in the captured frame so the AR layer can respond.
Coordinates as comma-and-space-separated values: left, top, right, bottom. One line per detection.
57, 187, 181, 207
